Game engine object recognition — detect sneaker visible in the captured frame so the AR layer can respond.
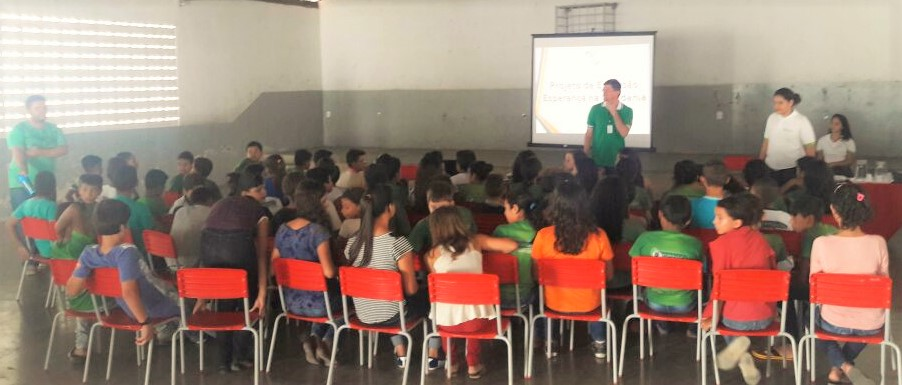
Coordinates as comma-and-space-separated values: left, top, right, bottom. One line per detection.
395, 356, 407, 369
737, 352, 761, 385
184, 331, 201, 345
25, 265, 38, 276
427, 357, 445, 372
533, 340, 559, 357
154, 322, 178, 345
67, 348, 87, 364
716, 336, 751, 371
591, 340, 607, 359
654, 321, 670, 335
686, 327, 698, 339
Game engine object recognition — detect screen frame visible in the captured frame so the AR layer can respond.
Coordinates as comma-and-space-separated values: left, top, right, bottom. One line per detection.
528, 31, 657, 152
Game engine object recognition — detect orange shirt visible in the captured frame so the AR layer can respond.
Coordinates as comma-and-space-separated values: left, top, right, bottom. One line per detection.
532, 226, 614, 313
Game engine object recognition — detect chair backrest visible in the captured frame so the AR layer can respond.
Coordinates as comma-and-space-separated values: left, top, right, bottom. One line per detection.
177, 268, 248, 300
821, 214, 839, 227
273, 258, 327, 292
723, 155, 752, 171
399, 164, 418, 181
474, 214, 506, 235
612, 242, 633, 271
86, 267, 123, 298
809, 273, 892, 310
162, 191, 181, 208
428, 273, 500, 306
482, 252, 519, 285
761, 229, 802, 258
631, 257, 703, 290
711, 269, 790, 302
536, 259, 606, 290
338, 266, 404, 301
49, 259, 79, 286
143, 230, 177, 259
21, 217, 58, 242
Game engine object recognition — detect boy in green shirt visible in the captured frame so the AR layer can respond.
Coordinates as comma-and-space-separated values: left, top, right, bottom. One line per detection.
5, 171, 58, 273
629, 195, 703, 336
138, 169, 169, 229
407, 180, 476, 253
111, 165, 154, 255
168, 151, 194, 193
492, 192, 546, 310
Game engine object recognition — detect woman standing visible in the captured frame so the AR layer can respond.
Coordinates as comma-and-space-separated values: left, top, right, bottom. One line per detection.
758, 88, 816, 186
816, 114, 856, 177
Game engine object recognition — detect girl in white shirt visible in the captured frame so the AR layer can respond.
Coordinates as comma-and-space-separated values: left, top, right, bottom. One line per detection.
758, 88, 817, 186
816, 114, 856, 177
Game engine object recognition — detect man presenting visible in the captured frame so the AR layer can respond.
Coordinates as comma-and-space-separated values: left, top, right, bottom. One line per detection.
584, 79, 633, 170
7, 95, 68, 209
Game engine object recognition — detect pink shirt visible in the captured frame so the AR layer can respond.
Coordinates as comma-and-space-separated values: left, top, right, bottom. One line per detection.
810, 234, 889, 331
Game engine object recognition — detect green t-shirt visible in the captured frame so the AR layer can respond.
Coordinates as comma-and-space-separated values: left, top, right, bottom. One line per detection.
801, 222, 838, 259
629, 230, 703, 307
587, 102, 633, 167
630, 186, 653, 211
116, 195, 154, 254
622, 217, 647, 243
50, 231, 95, 311
234, 158, 261, 173
168, 174, 185, 193
663, 184, 705, 200
13, 196, 58, 257
407, 206, 476, 252
458, 183, 487, 203
508, 183, 544, 202
762, 233, 788, 263
6, 121, 66, 189
138, 196, 168, 228
492, 220, 537, 307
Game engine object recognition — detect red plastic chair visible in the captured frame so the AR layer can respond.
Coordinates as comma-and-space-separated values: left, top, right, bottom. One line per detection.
399, 165, 418, 181
701, 269, 797, 385
16, 217, 58, 307
44, 259, 97, 371
82, 267, 178, 385
761, 229, 802, 258
723, 155, 753, 172
419, 273, 514, 385
527, 259, 619, 383
162, 191, 180, 208
482, 252, 530, 378
821, 214, 839, 227
617, 257, 704, 377
326, 267, 425, 385
798, 274, 901, 384
143, 230, 180, 283
171, 268, 262, 385
266, 259, 341, 372
474, 214, 507, 235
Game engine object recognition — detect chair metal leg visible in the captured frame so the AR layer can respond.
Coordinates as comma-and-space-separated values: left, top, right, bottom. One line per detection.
358, 331, 364, 366
326, 326, 347, 385
170, 331, 177, 385
527, 315, 544, 379
179, 329, 184, 374
44, 311, 63, 370
639, 316, 645, 360
266, 314, 285, 372
516, 314, 529, 378
400, 332, 413, 385
198, 330, 203, 372
107, 330, 117, 379
569, 320, 575, 351
607, 321, 618, 383
15, 261, 29, 302
701, 332, 708, 385
83, 323, 101, 383
44, 274, 54, 308
248, 328, 259, 385
647, 319, 655, 357
367, 331, 374, 369
373, 332, 380, 355
765, 336, 773, 378
143, 341, 154, 385
546, 317, 553, 358
696, 323, 702, 361
501, 337, 514, 385
419, 332, 437, 385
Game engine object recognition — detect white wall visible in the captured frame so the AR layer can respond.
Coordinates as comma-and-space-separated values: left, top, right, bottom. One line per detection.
319, 0, 899, 90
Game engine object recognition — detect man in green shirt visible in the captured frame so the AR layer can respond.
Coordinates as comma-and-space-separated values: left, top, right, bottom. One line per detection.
6, 95, 68, 209
584, 79, 633, 169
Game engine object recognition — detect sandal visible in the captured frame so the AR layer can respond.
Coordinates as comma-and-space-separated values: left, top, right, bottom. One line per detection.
68, 348, 87, 364
468, 366, 484, 380
750, 347, 794, 361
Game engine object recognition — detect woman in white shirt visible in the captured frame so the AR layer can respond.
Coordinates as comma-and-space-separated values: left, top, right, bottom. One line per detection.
816, 114, 856, 177
758, 88, 817, 186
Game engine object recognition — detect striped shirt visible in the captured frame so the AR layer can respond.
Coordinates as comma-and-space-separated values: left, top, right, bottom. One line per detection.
344, 233, 414, 324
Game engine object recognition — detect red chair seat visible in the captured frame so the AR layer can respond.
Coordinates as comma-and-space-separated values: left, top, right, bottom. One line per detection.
285, 311, 345, 325
187, 310, 260, 331
815, 329, 886, 344
65, 309, 99, 320
346, 315, 423, 334
437, 318, 510, 339
100, 308, 175, 331
717, 321, 781, 337
543, 308, 607, 323
635, 303, 699, 323
499, 308, 521, 318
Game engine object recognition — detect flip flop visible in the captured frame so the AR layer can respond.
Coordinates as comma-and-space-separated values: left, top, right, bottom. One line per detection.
750, 347, 794, 361
738, 353, 761, 385
716, 336, 751, 370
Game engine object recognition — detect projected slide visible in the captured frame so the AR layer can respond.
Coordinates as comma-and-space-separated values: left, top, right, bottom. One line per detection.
531, 33, 655, 149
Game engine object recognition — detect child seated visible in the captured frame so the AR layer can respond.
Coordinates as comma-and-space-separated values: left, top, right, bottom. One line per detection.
509, 156, 544, 201
6, 171, 58, 271
293, 149, 312, 173
169, 187, 214, 270
457, 161, 493, 203
629, 195, 703, 335
138, 169, 169, 229
408, 180, 477, 253
66, 155, 113, 202
168, 173, 206, 215
192, 157, 223, 202
374, 154, 412, 235
493, 191, 545, 310
701, 193, 775, 385
617, 149, 652, 213
690, 160, 729, 229
338, 188, 364, 238
306, 168, 342, 232
476, 174, 505, 215
112, 165, 154, 254
234, 141, 263, 173
263, 154, 287, 204
66, 199, 180, 346
450, 150, 476, 186
750, 178, 791, 230
789, 194, 837, 264
811, 183, 888, 384
335, 149, 367, 189
168, 151, 194, 194
102, 156, 127, 200
662, 160, 704, 200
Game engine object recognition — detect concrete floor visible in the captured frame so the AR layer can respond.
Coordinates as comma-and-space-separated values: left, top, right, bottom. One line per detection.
5, 227, 902, 385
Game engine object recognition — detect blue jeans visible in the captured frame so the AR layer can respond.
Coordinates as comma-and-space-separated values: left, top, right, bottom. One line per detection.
646, 301, 696, 314
533, 318, 607, 344
816, 312, 882, 369
292, 306, 343, 341
721, 318, 772, 344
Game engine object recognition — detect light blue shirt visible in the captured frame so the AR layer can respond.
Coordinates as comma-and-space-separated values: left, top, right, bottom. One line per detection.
690, 196, 721, 229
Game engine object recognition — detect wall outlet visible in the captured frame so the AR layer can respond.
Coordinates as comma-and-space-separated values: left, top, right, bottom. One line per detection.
715, 110, 724, 120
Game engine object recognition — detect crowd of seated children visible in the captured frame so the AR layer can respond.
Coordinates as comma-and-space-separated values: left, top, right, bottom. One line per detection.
235, 141, 263, 173
168, 151, 194, 193
263, 154, 288, 204
457, 161, 494, 203
408, 180, 477, 253
450, 150, 477, 186
690, 160, 730, 229
590, 175, 645, 288
336, 149, 367, 190
66, 155, 113, 202
782, 156, 834, 213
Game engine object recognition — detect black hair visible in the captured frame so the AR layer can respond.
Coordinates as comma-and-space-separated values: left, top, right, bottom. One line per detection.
616, 151, 644, 188
519, 156, 543, 185
798, 157, 834, 211
246, 141, 262, 151
25, 95, 46, 108
177, 151, 194, 162
116, 152, 135, 162
225, 172, 241, 197
672, 159, 700, 188
456, 150, 477, 172
573, 153, 599, 193
469, 161, 493, 183
364, 163, 390, 189
245, 163, 265, 178
831, 183, 873, 229
81, 155, 102, 171
189, 187, 215, 206
427, 180, 454, 202
375, 154, 401, 181
742, 159, 769, 188
788, 194, 825, 221
34, 171, 56, 199
504, 190, 548, 230
548, 175, 597, 254
306, 167, 332, 187
294, 179, 331, 230
346, 149, 365, 166
236, 170, 263, 193
294, 149, 312, 167
95, 199, 131, 236
192, 157, 213, 178
660, 195, 692, 228
774, 87, 802, 106
717, 193, 763, 228
183, 173, 206, 191
347, 184, 394, 267
604, 79, 622, 91
341, 187, 366, 205
831, 114, 853, 141
510, 150, 537, 183
750, 177, 782, 209
323, 162, 341, 185
281, 171, 305, 199
702, 160, 729, 187
313, 149, 333, 164
590, 175, 627, 244
484, 174, 505, 199
419, 151, 444, 169
78, 174, 103, 189
112, 165, 139, 191
144, 169, 168, 190
107, 156, 126, 181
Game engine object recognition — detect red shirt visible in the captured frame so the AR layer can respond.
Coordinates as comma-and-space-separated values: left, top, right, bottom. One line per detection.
703, 227, 776, 322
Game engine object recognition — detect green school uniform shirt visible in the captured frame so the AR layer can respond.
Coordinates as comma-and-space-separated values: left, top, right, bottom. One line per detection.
458, 183, 487, 203
622, 217, 647, 243
630, 186, 653, 211
407, 206, 476, 253
51, 231, 95, 311
115, 195, 154, 253
762, 233, 788, 263
12, 197, 58, 257
492, 220, 537, 307
587, 102, 633, 168
6, 121, 66, 188
663, 184, 705, 200
801, 222, 838, 259
168, 174, 185, 193
138, 196, 168, 228
629, 230, 703, 307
